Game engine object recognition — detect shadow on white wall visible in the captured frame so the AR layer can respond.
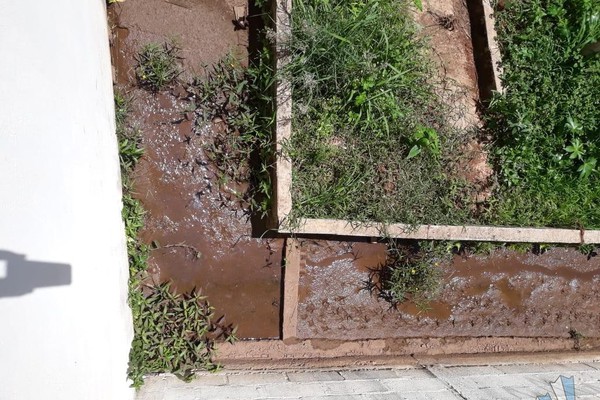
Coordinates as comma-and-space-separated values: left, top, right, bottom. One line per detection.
0, 250, 71, 297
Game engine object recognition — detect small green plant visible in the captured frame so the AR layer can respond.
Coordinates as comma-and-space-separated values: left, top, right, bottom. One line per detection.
187, 55, 275, 217
136, 42, 182, 91
369, 241, 446, 308
128, 283, 221, 386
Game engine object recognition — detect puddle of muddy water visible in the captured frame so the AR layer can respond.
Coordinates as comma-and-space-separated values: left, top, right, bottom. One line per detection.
129, 87, 284, 339
110, 0, 284, 339
298, 241, 600, 341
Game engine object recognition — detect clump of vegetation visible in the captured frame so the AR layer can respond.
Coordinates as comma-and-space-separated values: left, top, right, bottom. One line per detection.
128, 283, 224, 386
187, 55, 276, 217
367, 241, 447, 308
486, 0, 600, 228
279, 0, 477, 226
114, 91, 231, 388
136, 42, 182, 91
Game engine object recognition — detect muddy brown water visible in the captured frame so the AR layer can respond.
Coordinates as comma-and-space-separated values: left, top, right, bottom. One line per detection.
110, 0, 283, 339
298, 241, 600, 341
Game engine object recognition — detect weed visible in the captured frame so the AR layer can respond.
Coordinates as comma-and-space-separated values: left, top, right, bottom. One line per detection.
128, 283, 221, 386
187, 53, 276, 218
578, 243, 598, 259
368, 241, 447, 308
569, 328, 584, 350
136, 42, 182, 91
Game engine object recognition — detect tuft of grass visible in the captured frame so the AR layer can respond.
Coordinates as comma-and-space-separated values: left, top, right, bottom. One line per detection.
136, 42, 182, 91
114, 90, 232, 388
367, 241, 447, 308
278, 0, 477, 227
187, 54, 276, 218
486, 0, 600, 228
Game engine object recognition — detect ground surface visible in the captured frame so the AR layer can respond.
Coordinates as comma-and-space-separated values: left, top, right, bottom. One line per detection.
297, 241, 600, 342
137, 357, 600, 399
110, 0, 283, 339
108, 0, 600, 358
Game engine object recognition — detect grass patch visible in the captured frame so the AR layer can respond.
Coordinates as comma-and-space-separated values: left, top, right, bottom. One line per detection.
486, 0, 600, 228
136, 42, 182, 91
278, 0, 477, 227
115, 90, 232, 388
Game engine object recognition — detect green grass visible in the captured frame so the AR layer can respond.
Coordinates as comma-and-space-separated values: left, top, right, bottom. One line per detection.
114, 90, 231, 388
280, 0, 477, 227
136, 42, 182, 91
485, 0, 600, 228
268, 0, 600, 230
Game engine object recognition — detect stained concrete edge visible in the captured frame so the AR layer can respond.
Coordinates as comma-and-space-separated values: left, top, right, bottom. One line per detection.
290, 218, 600, 244
282, 238, 300, 340
482, 0, 505, 93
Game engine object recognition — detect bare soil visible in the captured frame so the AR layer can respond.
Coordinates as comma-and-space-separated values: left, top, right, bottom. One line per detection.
417, 0, 494, 199
109, 0, 283, 339
297, 240, 600, 343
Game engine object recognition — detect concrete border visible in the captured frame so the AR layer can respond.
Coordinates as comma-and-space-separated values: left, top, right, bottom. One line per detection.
215, 339, 600, 370
271, 0, 600, 244
482, 0, 504, 93
282, 239, 299, 340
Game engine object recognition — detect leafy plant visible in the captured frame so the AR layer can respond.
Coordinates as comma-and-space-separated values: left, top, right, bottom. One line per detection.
136, 42, 182, 91
187, 55, 275, 217
128, 283, 222, 386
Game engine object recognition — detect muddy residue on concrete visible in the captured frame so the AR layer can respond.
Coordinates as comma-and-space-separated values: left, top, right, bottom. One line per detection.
298, 241, 600, 341
110, 0, 283, 339
109, 0, 248, 82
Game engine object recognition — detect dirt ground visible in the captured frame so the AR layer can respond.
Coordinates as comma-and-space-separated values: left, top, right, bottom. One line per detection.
417, 0, 480, 130
297, 240, 600, 343
109, 0, 283, 339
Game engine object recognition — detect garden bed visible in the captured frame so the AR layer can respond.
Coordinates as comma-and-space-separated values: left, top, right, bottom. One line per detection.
272, 0, 600, 243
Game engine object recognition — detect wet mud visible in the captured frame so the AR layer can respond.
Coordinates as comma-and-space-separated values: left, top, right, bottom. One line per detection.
109, 0, 283, 339
298, 241, 600, 342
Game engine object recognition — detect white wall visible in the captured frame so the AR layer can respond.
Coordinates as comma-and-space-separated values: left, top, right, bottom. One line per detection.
0, 0, 134, 399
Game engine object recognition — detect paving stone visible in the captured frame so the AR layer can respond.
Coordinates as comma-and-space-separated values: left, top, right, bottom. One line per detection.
179, 385, 262, 400
257, 382, 328, 398
287, 371, 344, 382
339, 369, 400, 380
322, 379, 389, 395
380, 377, 449, 393
227, 372, 289, 385
495, 363, 597, 375
297, 395, 365, 400
431, 365, 505, 377
393, 368, 437, 380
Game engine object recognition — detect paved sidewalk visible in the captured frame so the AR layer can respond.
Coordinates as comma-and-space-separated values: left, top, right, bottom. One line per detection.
137, 362, 600, 400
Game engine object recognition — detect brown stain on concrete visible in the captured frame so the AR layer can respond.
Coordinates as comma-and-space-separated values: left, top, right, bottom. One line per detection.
298, 241, 600, 341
